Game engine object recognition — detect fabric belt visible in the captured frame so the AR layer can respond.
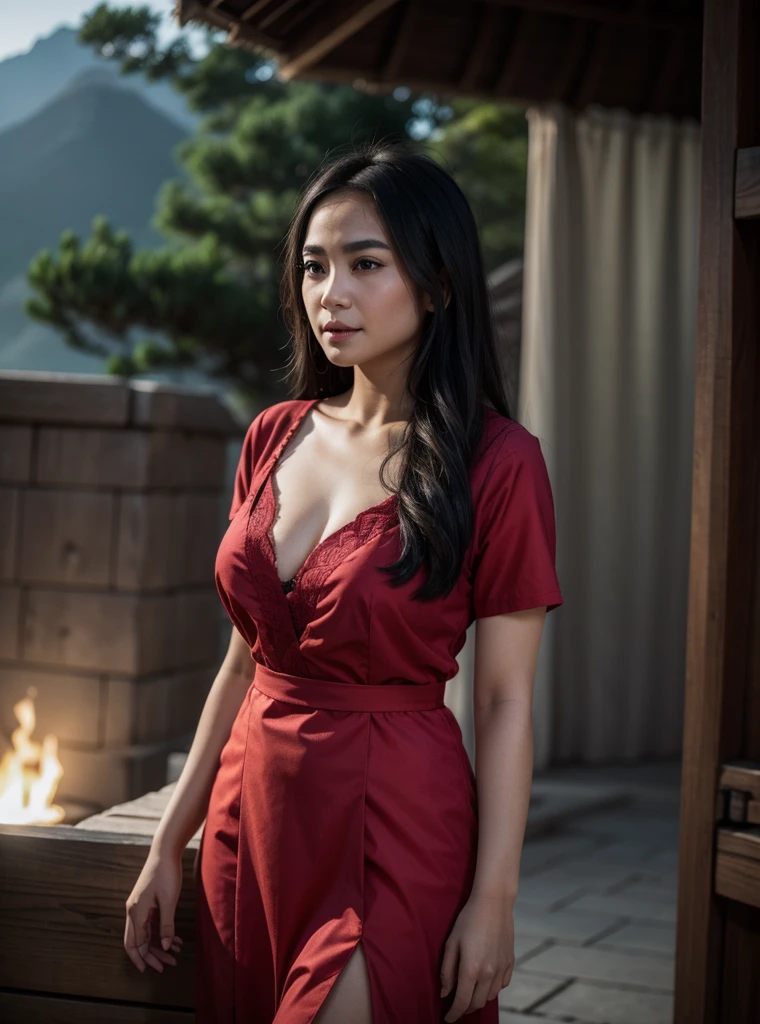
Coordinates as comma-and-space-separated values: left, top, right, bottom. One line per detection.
252, 663, 446, 713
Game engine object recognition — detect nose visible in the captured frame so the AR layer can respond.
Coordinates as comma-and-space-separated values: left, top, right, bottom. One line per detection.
319, 266, 351, 310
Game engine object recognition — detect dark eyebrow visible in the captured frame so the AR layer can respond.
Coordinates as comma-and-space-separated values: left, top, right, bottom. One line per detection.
302, 239, 392, 256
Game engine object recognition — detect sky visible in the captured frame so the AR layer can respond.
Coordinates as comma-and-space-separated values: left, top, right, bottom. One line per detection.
0, 1, 185, 62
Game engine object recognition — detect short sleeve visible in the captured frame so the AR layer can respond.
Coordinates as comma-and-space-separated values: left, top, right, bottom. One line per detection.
228, 410, 267, 520
470, 428, 563, 619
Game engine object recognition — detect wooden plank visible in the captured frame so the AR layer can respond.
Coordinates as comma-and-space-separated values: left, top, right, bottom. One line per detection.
74, 783, 204, 840
718, 761, 760, 823
717, 827, 760, 863
0, 990, 193, 1023
715, 849, 760, 908
735, 146, 760, 219
719, 761, 760, 797
0, 825, 197, 1008
90, 786, 178, 820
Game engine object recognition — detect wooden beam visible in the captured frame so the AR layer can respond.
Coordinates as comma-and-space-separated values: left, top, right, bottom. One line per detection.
264, 0, 326, 35
548, 15, 594, 103
277, 0, 402, 80
0, 825, 198, 1007
736, 147, 760, 219
484, 0, 702, 33
572, 21, 615, 110
258, 0, 304, 31
0, 991, 193, 1022
381, 0, 419, 83
239, 0, 280, 19
459, 3, 502, 93
225, 18, 283, 52
648, 31, 686, 115
715, 831, 760, 909
177, 1, 281, 49
492, 10, 534, 97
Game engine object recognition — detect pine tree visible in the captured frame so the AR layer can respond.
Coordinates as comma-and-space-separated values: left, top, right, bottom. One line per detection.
25, 4, 527, 401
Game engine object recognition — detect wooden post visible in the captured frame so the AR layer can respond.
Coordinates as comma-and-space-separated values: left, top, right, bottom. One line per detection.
675, 0, 760, 1022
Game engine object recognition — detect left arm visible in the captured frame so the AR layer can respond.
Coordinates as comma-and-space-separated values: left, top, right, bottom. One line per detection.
441, 605, 548, 1022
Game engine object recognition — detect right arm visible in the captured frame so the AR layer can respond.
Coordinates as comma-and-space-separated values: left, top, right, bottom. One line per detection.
151, 625, 255, 859
124, 625, 255, 973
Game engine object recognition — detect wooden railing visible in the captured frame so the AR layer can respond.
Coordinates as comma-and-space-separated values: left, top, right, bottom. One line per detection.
715, 761, 760, 910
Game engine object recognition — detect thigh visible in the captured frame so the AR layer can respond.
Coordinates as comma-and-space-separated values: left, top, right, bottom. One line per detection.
313, 940, 373, 1024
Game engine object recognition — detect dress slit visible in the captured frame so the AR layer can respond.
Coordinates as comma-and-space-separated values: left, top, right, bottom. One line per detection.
308, 936, 375, 1024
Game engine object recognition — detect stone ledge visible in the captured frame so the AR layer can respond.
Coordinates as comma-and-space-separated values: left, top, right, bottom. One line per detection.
0, 370, 244, 434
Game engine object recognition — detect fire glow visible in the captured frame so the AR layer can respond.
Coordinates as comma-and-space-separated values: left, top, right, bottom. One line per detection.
0, 689, 65, 825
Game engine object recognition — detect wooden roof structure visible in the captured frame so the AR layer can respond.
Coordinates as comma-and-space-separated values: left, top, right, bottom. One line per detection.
176, 0, 703, 119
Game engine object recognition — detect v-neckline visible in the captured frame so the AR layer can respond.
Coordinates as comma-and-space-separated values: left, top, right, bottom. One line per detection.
264, 398, 398, 591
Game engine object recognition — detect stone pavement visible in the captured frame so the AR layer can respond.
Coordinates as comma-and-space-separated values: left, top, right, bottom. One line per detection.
498, 759, 681, 1024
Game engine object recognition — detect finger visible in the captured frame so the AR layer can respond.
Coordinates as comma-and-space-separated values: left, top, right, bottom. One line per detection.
158, 894, 176, 952
465, 975, 495, 1013
140, 947, 166, 973
149, 945, 178, 967
487, 973, 503, 1001
440, 938, 459, 998
124, 908, 146, 973
444, 968, 476, 1022
137, 910, 163, 972
501, 961, 514, 989
136, 910, 154, 960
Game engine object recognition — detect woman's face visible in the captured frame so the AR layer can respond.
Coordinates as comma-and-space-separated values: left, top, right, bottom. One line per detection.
300, 192, 432, 372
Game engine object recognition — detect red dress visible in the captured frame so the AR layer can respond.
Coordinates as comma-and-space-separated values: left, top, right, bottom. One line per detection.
195, 398, 563, 1023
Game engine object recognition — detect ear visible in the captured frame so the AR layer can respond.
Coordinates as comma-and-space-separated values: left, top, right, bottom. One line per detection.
440, 267, 452, 309
422, 267, 452, 313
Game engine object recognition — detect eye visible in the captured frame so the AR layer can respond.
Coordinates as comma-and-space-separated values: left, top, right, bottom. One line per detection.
297, 260, 322, 275
297, 257, 383, 276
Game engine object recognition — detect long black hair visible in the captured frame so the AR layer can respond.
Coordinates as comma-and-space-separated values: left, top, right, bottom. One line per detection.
279, 139, 512, 601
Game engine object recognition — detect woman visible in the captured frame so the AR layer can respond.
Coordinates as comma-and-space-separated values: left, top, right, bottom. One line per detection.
123, 140, 563, 1024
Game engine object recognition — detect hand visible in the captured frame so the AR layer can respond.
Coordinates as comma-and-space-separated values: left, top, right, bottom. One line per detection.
124, 848, 185, 973
440, 892, 516, 1021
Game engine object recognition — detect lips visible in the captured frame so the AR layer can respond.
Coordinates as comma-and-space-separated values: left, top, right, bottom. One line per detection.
323, 323, 361, 342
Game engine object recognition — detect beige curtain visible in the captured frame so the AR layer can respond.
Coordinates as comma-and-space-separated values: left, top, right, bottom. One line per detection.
447, 103, 701, 770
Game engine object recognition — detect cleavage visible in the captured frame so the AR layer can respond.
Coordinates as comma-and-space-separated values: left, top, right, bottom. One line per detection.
268, 468, 392, 585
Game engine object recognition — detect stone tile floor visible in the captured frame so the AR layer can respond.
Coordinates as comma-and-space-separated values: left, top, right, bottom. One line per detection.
498, 759, 681, 1024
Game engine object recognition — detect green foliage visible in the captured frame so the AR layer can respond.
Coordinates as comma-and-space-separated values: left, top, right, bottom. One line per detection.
26, 4, 528, 400
424, 99, 528, 272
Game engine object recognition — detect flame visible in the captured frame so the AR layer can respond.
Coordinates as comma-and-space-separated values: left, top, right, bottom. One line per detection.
0, 688, 65, 825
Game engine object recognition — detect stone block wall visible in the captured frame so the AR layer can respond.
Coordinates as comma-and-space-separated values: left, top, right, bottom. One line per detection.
0, 371, 244, 815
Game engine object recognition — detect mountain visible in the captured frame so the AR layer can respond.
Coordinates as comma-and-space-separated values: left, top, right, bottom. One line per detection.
0, 75, 188, 290
0, 75, 192, 375
0, 27, 224, 382
0, 25, 198, 135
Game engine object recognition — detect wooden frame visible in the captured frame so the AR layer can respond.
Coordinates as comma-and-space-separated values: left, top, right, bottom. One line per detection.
675, 1, 760, 1022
